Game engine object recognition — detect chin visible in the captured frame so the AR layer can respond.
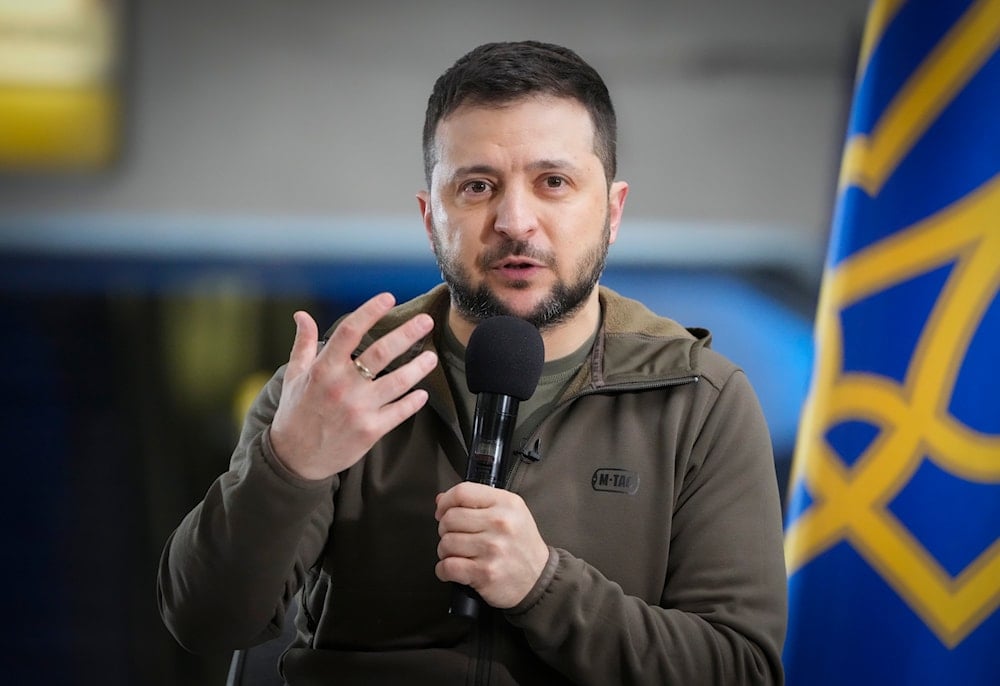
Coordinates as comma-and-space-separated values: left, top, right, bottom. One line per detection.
495, 292, 547, 318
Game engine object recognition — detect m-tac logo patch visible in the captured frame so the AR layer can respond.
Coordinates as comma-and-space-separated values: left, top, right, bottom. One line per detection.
591, 468, 639, 495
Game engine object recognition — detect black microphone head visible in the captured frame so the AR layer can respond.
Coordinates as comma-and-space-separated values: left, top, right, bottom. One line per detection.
466, 316, 545, 400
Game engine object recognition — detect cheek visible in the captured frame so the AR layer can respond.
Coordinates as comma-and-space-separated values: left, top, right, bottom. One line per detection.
555, 203, 606, 243
437, 213, 489, 250
432, 226, 470, 262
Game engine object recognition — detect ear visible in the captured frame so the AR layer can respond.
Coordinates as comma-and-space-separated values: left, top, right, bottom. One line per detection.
606, 180, 629, 246
416, 190, 436, 253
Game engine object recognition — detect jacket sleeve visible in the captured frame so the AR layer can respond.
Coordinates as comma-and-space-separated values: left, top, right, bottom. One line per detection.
156, 366, 337, 654
503, 369, 787, 685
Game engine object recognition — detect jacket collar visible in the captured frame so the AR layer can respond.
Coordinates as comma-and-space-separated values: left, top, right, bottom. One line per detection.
346, 283, 709, 396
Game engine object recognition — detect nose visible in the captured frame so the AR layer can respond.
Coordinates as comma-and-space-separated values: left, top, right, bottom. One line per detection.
493, 185, 538, 241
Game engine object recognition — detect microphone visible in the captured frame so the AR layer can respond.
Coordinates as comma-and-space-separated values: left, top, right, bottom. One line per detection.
450, 315, 544, 619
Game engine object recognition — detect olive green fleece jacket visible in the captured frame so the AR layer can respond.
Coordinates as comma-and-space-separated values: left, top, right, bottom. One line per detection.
158, 285, 787, 685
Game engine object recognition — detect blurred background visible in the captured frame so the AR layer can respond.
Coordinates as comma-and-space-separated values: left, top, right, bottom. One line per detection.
0, 0, 870, 683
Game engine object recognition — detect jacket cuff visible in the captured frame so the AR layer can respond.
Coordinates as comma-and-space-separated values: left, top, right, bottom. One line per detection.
505, 546, 560, 616
257, 425, 337, 492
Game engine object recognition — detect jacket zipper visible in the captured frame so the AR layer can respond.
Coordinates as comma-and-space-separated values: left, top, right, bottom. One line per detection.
472, 609, 494, 686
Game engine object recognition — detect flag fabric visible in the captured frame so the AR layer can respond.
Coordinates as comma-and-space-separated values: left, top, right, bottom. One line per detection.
783, 1, 1000, 684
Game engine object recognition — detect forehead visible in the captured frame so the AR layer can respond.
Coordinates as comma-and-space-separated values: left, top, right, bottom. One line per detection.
433, 96, 598, 167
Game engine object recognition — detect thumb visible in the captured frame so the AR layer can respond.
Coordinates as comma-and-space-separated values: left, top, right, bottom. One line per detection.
286, 311, 319, 378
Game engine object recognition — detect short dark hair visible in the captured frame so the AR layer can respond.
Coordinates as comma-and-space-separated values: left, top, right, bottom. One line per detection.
422, 41, 617, 186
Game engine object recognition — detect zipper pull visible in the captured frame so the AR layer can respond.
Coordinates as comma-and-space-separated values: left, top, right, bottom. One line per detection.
516, 439, 542, 463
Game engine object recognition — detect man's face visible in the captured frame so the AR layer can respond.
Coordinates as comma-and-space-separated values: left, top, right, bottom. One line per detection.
418, 96, 628, 330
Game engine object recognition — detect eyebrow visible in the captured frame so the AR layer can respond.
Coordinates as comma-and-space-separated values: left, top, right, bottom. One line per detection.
451, 164, 500, 180
450, 159, 581, 181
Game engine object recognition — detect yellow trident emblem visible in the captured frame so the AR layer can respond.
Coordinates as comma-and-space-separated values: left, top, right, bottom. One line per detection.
784, 0, 1000, 648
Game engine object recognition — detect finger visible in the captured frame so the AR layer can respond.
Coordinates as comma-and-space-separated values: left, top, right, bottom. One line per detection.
322, 292, 397, 359
437, 504, 488, 537
435, 557, 477, 587
435, 482, 499, 520
357, 313, 435, 377
369, 386, 431, 438
437, 530, 483, 561
286, 311, 319, 379
369, 349, 438, 405
436, 534, 493, 587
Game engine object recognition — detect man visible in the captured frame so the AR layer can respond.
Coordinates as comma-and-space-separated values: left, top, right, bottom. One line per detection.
158, 41, 787, 685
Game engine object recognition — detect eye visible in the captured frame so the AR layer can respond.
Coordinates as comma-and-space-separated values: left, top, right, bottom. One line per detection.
462, 180, 491, 194
544, 176, 566, 189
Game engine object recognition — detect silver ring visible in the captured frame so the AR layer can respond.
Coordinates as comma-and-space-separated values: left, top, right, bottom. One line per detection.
353, 358, 376, 381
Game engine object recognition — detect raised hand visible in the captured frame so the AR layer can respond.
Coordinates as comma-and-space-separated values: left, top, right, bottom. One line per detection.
269, 292, 438, 481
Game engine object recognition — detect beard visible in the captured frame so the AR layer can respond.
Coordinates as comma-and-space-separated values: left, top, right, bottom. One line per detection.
430, 213, 611, 331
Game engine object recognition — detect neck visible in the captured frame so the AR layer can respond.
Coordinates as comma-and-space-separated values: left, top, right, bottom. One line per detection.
447, 289, 602, 362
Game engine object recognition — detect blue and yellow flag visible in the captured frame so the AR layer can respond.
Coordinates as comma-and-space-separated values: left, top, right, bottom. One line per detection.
783, 1, 1000, 683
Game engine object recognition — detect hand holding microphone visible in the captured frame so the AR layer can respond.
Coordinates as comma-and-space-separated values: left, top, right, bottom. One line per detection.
435, 316, 545, 619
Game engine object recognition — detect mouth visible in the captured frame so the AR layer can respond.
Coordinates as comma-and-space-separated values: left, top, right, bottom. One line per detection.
490, 256, 546, 280
495, 257, 544, 270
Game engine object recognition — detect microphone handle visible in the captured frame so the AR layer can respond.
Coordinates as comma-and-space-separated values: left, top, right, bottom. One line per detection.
449, 393, 519, 619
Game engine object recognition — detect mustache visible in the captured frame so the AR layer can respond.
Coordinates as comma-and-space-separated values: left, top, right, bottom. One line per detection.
477, 240, 554, 269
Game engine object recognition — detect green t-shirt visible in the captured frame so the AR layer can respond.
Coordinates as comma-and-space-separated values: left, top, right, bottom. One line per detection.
440, 320, 597, 462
